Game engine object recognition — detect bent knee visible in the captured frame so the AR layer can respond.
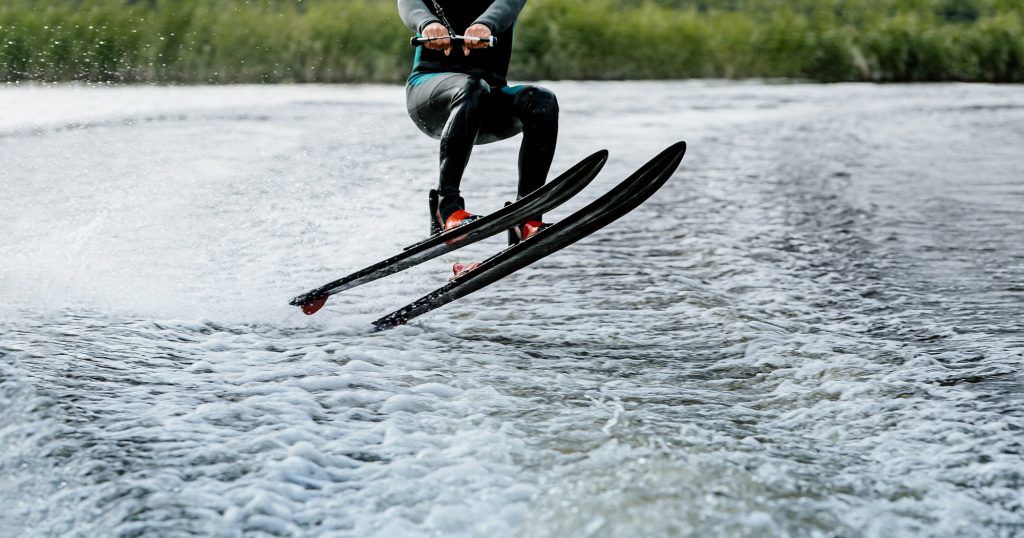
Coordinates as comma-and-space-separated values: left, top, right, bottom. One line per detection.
453, 77, 491, 105
519, 87, 559, 124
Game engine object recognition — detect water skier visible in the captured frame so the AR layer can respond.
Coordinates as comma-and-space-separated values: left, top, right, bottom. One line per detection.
293, 0, 684, 318
399, 0, 558, 258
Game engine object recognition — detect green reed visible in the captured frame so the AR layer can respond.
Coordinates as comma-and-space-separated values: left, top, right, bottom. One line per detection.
1, 0, 1021, 83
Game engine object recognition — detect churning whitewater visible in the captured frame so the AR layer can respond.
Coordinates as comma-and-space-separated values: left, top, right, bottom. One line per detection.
1, 82, 1022, 537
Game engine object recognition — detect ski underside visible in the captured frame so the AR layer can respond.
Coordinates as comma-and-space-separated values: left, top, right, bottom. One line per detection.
371, 141, 687, 330
289, 149, 610, 314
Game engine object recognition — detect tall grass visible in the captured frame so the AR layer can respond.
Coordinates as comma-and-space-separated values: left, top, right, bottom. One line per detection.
1, 0, 1021, 83
0, 0, 410, 82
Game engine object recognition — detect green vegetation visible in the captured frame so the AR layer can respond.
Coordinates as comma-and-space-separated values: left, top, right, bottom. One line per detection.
1, 0, 1021, 83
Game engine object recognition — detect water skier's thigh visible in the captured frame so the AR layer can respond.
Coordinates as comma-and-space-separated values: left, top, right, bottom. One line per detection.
476, 85, 527, 145
406, 72, 484, 139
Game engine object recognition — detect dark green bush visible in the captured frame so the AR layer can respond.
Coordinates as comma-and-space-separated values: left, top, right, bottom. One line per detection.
0, 0, 1021, 82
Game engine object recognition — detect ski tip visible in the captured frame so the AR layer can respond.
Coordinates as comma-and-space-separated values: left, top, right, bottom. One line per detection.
582, 149, 609, 171
671, 140, 686, 165
299, 294, 329, 315
654, 141, 687, 172
665, 140, 686, 156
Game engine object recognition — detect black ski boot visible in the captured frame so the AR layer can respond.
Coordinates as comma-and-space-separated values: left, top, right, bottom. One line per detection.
428, 189, 442, 236
432, 191, 480, 232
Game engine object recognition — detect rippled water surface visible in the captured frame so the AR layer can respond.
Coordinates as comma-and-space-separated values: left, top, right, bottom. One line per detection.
1, 82, 1022, 537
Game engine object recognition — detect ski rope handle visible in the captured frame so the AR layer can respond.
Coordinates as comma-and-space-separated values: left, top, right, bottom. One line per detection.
409, 35, 497, 47
409, 0, 497, 48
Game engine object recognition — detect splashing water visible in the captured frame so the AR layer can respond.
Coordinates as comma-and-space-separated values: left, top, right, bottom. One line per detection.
1, 82, 1022, 536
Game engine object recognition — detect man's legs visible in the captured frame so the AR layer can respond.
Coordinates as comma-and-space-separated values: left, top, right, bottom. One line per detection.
406, 76, 560, 225
407, 73, 490, 222
479, 85, 560, 223
503, 86, 559, 200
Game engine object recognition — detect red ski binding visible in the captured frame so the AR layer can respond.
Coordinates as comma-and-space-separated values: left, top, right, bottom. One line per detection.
451, 261, 481, 280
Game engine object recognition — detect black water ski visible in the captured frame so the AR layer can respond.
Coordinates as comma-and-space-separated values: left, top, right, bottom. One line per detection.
372, 141, 686, 330
290, 150, 608, 314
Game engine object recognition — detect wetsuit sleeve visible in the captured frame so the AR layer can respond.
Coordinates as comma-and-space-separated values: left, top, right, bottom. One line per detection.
472, 0, 526, 33
397, 0, 441, 33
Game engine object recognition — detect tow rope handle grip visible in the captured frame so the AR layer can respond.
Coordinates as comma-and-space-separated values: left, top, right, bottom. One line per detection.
410, 35, 497, 47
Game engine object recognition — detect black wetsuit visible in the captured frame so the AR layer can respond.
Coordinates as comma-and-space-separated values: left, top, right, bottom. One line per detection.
398, 0, 558, 221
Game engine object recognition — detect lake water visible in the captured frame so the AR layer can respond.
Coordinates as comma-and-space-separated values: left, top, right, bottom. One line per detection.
1, 81, 1022, 536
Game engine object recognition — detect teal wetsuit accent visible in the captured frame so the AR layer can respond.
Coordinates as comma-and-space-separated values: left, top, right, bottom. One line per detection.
500, 85, 526, 96
409, 72, 444, 87
408, 39, 444, 87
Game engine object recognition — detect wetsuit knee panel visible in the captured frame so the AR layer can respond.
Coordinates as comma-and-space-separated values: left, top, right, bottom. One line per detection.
452, 77, 491, 106
516, 86, 559, 125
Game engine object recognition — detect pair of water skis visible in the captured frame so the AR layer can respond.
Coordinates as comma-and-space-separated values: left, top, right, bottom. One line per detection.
290, 142, 686, 331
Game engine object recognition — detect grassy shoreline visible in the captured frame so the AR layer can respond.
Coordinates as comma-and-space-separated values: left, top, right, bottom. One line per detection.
2, 0, 1022, 83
